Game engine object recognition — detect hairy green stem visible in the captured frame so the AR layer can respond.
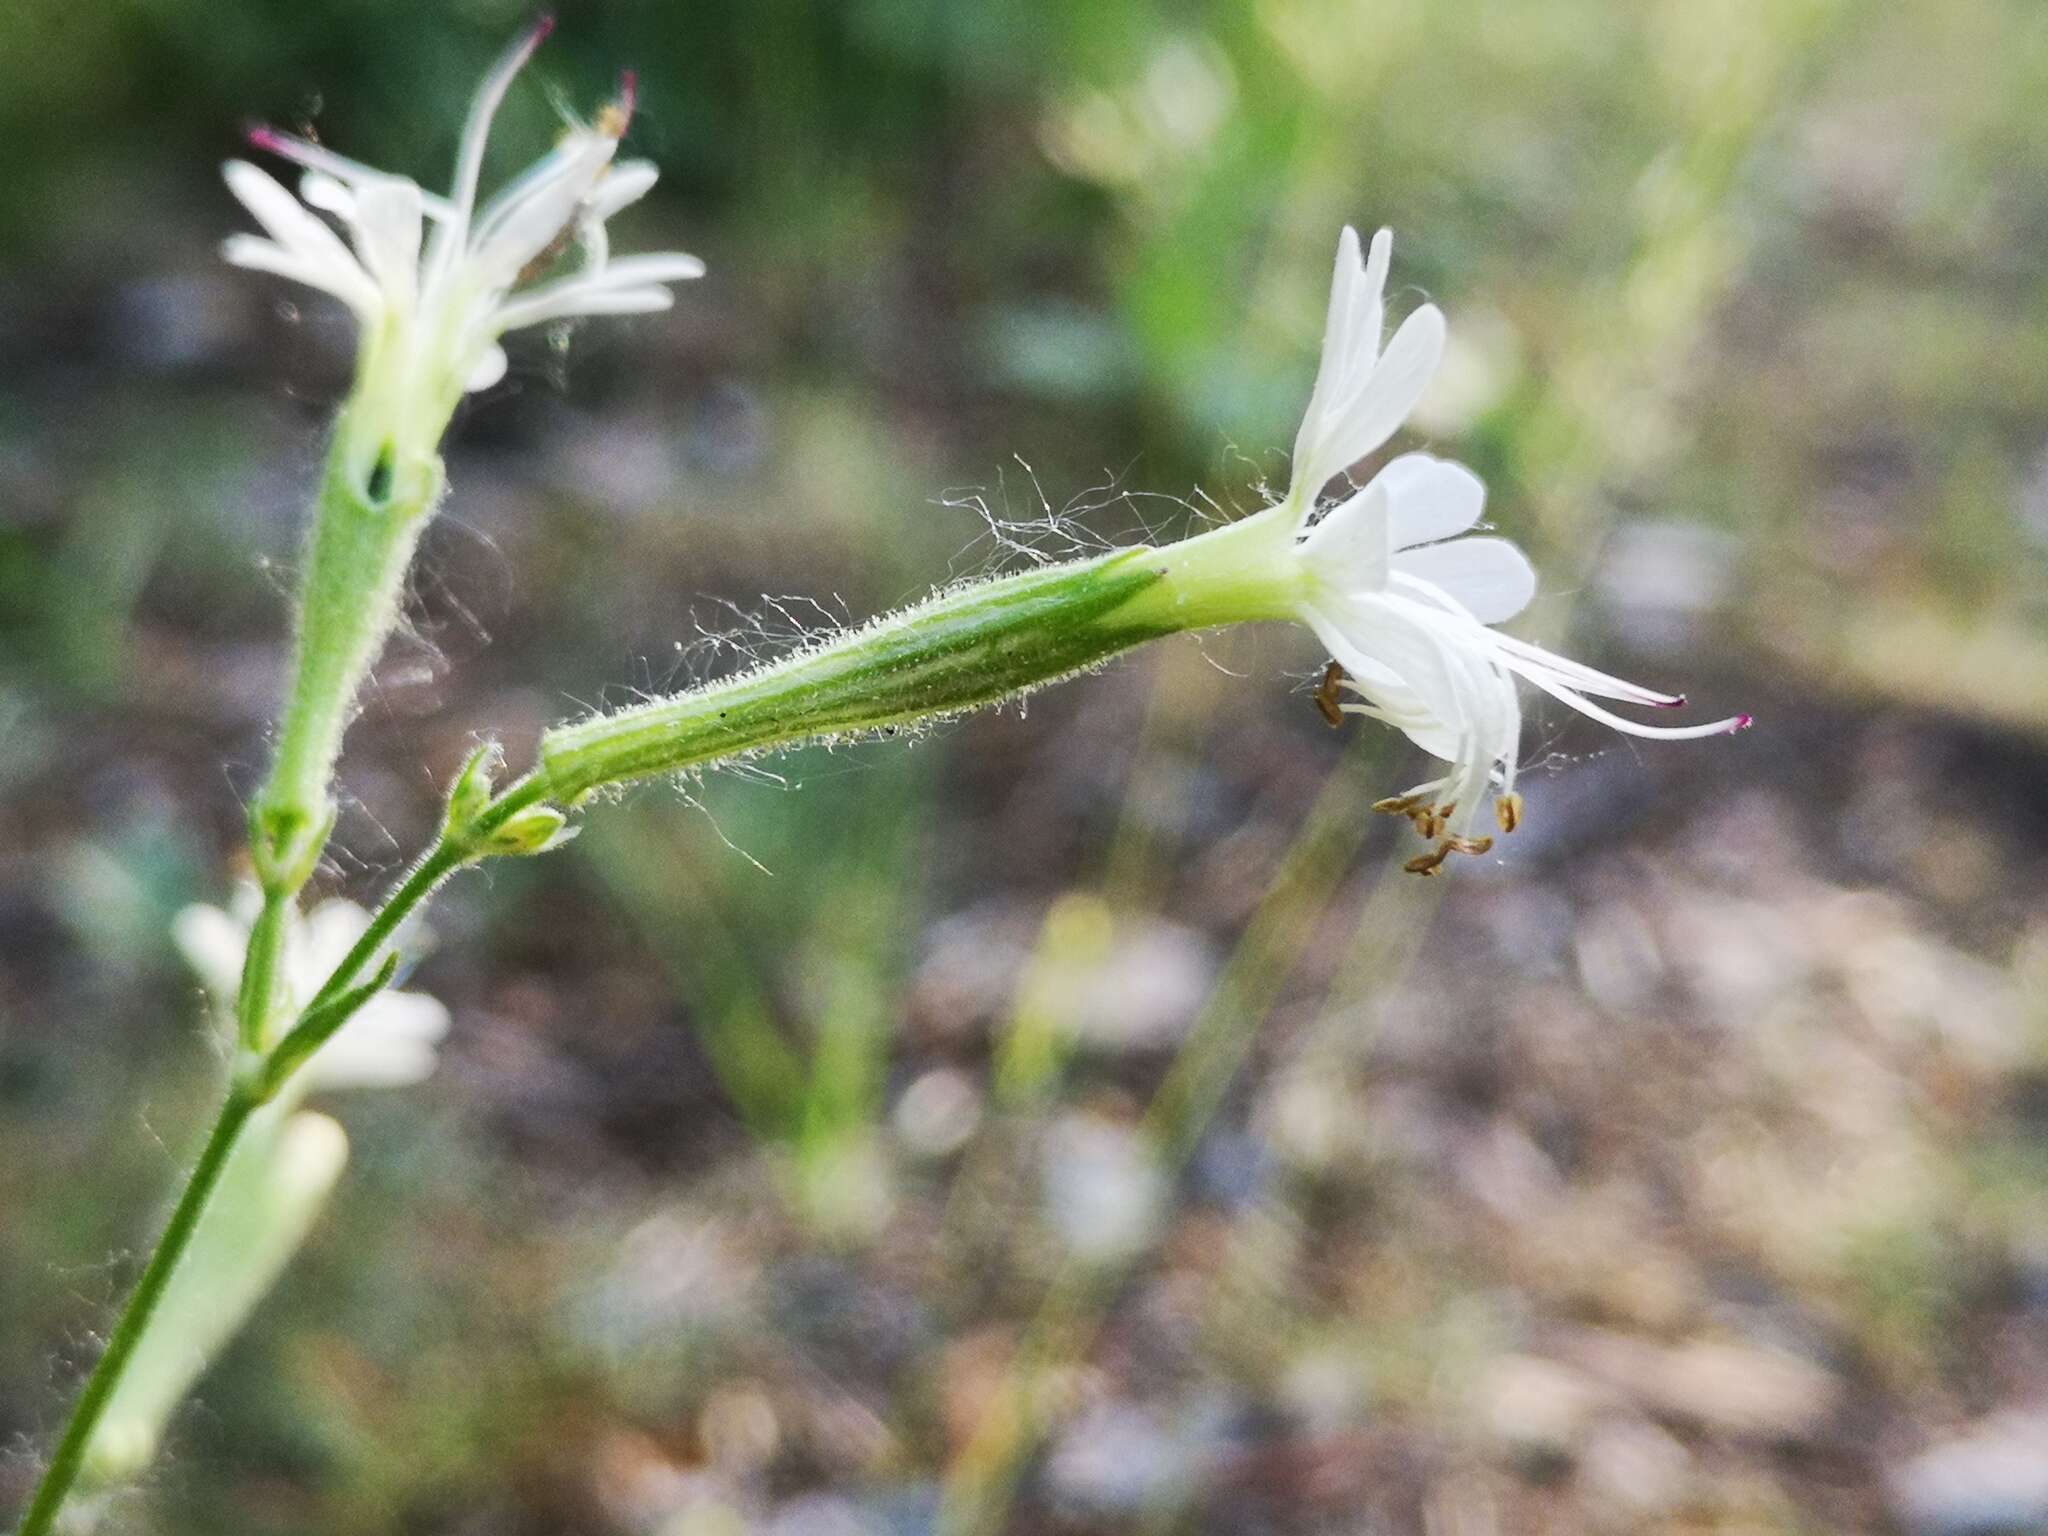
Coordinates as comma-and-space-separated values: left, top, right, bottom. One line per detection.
540, 511, 1299, 802
18, 507, 1308, 1531
13, 817, 473, 1529
250, 433, 442, 890
14, 1091, 259, 1536
18, 427, 452, 1534
231, 887, 293, 1054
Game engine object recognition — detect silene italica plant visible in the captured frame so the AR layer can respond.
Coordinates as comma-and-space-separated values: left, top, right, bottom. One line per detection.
12, 21, 1748, 1533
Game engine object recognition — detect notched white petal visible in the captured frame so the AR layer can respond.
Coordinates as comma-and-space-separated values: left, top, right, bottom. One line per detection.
223, 161, 379, 313
1391, 536, 1536, 624
1380, 453, 1487, 550
1315, 302, 1444, 475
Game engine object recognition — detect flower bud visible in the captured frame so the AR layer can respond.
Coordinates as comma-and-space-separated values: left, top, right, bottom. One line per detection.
481, 805, 577, 858
442, 739, 504, 839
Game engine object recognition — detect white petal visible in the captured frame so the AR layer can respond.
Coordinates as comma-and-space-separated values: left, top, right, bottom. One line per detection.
423, 17, 554, 294
220, 234, 353, 300
464, 343, 509, 392
171, 904, 247, 1004
584, 252, 707, 285
1288, 226, 1388, 512
222, 161, 380, 314
1392, 536, 1536, 624
350, 179, 424, 312
298, 899, 373, 978
1304, 303, 1446, 494
1298, 480, 1391, 595
585, 159, 660, 222
1380, 453, 1487, 550
492, 282, 675, 333
545, 285, 678, 315
295, 989, 451, 1091
299, 171, 354, 215
1303, 594, 1465, 748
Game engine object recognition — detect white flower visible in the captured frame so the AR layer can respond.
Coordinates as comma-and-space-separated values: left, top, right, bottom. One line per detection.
174, 886, 449, 1091
222, 18, 704, 489
1277, 228, 1749, 871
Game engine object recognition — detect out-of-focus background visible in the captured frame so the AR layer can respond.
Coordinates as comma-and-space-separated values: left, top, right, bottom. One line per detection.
4, 0, 2048, 1531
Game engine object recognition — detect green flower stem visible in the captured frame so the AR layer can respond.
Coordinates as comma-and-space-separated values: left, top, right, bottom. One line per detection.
17, 511, 1308, 1533
15, 805, 484, 1530
231, 886, 293, 1054
293, 770, 552, 1014
250, 431, 443, 892
540, 509, 1301, 802
301, 843, 466, 1015
17, 421, 452, 1535
14, 1089, 260, 1536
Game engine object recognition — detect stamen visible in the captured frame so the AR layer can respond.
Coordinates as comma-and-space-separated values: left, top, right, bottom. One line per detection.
1403, 831, 1493, 876
1314, 661, 1347, 728
446, 14, 555, 230
246, 125, 458, 221
1494, 791, 1522, 834
593, 72, 638, 141
1373, 793, 1431, 815
1404, 846, 1451, 876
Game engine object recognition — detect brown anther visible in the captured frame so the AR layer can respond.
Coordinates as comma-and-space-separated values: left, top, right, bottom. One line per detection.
516, 224, 581, 285
1413, 811, 1443, 840
1404, 845, 1452, 876
1313, 661, 1347, 728
1495, 792, 1523, 834
1373, 793, 1431, 816
1444, 834, 1494, 856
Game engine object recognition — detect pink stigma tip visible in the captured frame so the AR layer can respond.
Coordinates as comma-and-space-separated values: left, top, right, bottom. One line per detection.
1655, 692, 1687, 709
1731, 714, 1755, 732
619, 69, 638, 112
529, 12, 557, 44
245, 122, 286, 152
